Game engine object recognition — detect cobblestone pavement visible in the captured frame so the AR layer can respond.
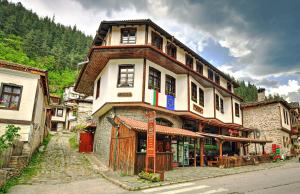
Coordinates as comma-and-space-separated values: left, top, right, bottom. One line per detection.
8, 132, 126, 194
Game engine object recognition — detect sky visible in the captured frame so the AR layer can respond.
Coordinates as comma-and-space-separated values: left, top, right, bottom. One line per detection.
13, 0, 300, 102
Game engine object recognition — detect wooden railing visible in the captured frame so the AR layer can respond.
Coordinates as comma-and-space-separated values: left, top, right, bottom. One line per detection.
135, 152, 173, 174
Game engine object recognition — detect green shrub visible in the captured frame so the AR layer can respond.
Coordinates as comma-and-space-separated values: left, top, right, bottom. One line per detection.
138, 171, 160, 182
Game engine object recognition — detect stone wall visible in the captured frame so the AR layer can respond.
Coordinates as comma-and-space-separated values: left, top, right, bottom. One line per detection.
93, 107, 183, 166
243, 103, 291, 154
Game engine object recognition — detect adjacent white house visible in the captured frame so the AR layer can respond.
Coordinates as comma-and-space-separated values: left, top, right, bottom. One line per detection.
0, 60, 51, 156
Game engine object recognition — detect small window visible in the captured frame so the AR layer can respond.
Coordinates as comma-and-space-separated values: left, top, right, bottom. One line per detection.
166, 42, 177, 59
283, 109, 286, 124
72, 108, 78, 117
215, 74, 220, 85
121, 28, 136, 44
148, 67, 161, 92
96, 78, 101, 99
220, 98, 224, 113
215, 94, 220, 111
156, 118, 173, 127
235, 103, 240, 117
165, 75, 176, 96
199, 88, 204, 107
151, 31, 163, 50
196, 61, 203, 75
227, 82, 232, 92
117, 65, 134, 87
208, 69, 214, 81
191, 82, 197, 102
57, 108, 63, 117
185, 54, 193, 69
0, 83, 22, 110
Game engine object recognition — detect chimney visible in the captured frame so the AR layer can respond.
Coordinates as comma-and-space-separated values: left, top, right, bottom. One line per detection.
257, 88, 266, 102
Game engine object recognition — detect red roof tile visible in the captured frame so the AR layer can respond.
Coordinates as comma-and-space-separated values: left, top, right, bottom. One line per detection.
116, 116, 202, 138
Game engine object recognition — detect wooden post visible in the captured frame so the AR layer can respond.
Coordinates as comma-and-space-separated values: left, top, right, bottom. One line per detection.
262, 144, 265, 155
243, 143, 246, 155
194, 139, 196, 167
219, 140, 223, 165
200, 138, 204, 167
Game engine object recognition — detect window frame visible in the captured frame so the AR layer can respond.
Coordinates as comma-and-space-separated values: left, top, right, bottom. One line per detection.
120, 27, 137, 44
185, 54, 193, 69
208, 69, 214, 81
0, 83, 23, 111
165, 75, 176, 97
166, 42, 177, 59
148, 67, 161, 92
95, 77, 101, 99
235, 103, 240, 117
151, 31, 163, 50
220, 98, 224, 113
191, 82, 197, 103
215, 94, 220, 111
56, 108, 63, 117
215, 74, 220, 85
227, 82, 232, 92
199, 88, 204, 107
196, 61, 203, 75
117, 64, 135, 88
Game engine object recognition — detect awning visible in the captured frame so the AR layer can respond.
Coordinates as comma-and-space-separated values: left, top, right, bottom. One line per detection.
197, 132, 272, 144
116, 116, 203, 138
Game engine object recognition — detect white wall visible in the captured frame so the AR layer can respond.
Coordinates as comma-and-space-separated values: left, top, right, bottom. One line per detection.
215, 89, 232, 123
92, 59, 144, 114
51, 107, 67, 122
110, 25, 146, 46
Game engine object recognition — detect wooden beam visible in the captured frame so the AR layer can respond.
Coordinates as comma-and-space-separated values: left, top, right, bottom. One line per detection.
194, 139, 196, 167
200, 138, 204, 167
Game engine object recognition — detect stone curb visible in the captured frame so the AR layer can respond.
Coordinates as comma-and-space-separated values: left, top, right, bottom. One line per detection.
84, 154, 286, 191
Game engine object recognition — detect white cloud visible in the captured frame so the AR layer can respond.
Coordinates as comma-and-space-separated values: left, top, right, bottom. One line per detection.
267, 80, 300, 97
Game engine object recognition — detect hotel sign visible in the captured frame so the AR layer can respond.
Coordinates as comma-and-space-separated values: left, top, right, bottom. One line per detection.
193, 104, 203, 114
145, 111, 156, 172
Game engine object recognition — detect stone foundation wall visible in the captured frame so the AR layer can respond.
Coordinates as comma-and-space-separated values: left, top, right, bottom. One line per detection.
93, 107, 183, 166
243, 103, 291, 154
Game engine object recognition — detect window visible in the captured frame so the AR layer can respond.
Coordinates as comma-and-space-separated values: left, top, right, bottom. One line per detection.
215, 94, 220, 111
121, 28, 136, 44
156, 118, 173, 127
283, 109, 287, 124
0, 83, 22, 110
185, 54, 193, 69
220, 98, 224, 113
95, 78, 101, 99
166, 42, 177, 59
199, 88, 204, 107
151, 31, 163, 50
235, 103, 240, 117
191, 82, 197, 102
215, 74, 220, 85
165, 75, 176, 96
117, 65, 134, 87
208, 69, 214, 81
72, 108, 78, 117
57, 108, 63, 117
148, 67, 161, 92
227, 82, 232, 92
196, 61, 203, 75
284, 109, 289, 125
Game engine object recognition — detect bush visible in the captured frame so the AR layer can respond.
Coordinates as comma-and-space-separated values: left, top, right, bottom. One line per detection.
0, 125, 20, 154
138, 171, 160, 182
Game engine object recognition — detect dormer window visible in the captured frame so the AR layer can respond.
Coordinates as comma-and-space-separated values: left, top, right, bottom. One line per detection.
151, 31, 163, 50
185, 54, 193, 69
196, 61, 203, 75
215, 74, 220, 85
208, 69, 214, 81
166, 42, 177, 59
121, 28, 136, 44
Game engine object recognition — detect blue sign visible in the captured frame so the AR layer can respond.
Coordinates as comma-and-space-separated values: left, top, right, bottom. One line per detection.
166, 95, 175, 110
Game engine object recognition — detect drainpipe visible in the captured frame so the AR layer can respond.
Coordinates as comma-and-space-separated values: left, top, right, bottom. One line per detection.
77, 59, 89, 73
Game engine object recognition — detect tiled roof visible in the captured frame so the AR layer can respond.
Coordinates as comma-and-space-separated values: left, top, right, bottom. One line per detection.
197, 132, 272, 143
116, 116, 202, 138
242, 99, 291, 110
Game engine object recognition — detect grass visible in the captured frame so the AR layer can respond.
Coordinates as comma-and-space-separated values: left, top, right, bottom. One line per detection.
69, 133, 79, 150
0, 134, 53, 194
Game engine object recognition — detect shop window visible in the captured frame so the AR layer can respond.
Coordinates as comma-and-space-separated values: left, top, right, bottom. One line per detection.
117, 65, 134, 87
196, 61, 203, 75
185, 54, 193, 69
121, 28, 136, 44
148, 67, 161, 92
215, 94, 220, 111
0, 83, 22, 110
166, 42, 177, 59
199, 88, 204, 107
191, 82, 197, 103
151, 31, 163, 50
208, 69, 214, 81
165, 75, 176, 96
235, 103, 240, 117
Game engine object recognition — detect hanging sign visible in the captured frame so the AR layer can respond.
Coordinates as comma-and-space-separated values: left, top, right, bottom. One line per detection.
145, 111, 156, 172
166, 95, 175, 110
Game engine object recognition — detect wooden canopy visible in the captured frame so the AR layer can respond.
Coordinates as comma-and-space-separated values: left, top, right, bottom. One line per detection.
116, 116, 203, 138
197, 132, 272, 144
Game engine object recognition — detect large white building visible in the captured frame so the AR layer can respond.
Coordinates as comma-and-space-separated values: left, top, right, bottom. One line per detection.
75, 20, 265, 168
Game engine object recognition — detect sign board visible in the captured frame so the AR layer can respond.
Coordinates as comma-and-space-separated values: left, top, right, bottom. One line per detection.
145, 111, 156, 172
193, 104, 203, 114
166, 95, 175, 110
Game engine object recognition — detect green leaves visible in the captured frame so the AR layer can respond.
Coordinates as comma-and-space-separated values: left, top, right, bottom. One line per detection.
0, 124, 20, 154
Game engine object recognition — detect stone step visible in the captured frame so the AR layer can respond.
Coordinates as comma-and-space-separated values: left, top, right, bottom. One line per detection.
8, 155, 28, 169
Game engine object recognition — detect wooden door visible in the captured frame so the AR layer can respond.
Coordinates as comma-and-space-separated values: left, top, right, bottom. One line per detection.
79, 132, 94, 152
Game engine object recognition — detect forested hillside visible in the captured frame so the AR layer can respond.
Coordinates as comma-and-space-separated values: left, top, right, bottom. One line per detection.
0, 0, 92, 95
